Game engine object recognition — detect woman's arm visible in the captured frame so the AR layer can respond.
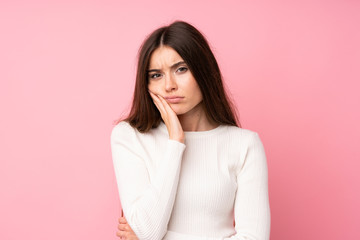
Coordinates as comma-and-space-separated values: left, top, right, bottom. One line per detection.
224, 132, 271, 240
117, 209, 138, 240
111, 122, 186, 240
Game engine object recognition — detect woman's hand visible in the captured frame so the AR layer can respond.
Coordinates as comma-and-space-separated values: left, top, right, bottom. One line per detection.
149, 90, 185, 144
116, 210, 139, 240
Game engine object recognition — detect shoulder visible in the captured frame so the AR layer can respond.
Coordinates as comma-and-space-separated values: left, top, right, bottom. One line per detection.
110, 120, 163, 145
111, 120, 133, 132
110, 121, 138, 143
224, 126, 266, 157
111, 120, 132, 135
225, 125, 261, 143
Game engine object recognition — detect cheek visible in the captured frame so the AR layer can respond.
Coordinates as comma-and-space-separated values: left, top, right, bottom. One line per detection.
195, 88, 203, 102
147, 82, 157, 92
188, 81, 202, 101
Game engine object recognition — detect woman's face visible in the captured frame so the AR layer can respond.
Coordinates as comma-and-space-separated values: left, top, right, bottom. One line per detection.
147, 46, 203, 115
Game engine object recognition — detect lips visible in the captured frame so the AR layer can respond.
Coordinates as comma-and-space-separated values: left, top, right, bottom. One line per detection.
164, 96, 184, 103
164, 96, 183, 99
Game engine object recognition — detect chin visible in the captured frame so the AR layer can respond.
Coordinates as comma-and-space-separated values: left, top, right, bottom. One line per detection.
171, 106, 188, 115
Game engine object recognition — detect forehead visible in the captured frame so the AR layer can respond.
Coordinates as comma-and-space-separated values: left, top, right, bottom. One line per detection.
148, 46, 184, 68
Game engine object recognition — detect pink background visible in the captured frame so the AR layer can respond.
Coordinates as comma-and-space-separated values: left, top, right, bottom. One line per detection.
1, 0, 359, 239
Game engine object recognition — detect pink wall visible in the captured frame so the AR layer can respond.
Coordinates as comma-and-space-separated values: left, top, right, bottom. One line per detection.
1, 0, 359, 239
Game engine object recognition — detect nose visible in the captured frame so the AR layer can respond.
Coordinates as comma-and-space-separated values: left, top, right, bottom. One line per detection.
165, 73, 177, 92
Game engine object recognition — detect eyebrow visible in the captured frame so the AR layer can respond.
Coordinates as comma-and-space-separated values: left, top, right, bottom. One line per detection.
147, 61, 187, 73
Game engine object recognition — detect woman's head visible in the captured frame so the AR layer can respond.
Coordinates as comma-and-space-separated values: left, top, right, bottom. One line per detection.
117, 20, 240, 132
147, 45, 203, 117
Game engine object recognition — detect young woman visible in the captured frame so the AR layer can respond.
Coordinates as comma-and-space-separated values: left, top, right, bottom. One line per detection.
110, 20, 270, 240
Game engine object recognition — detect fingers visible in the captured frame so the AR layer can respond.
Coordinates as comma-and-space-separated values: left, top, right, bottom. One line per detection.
118, 223, 129, 231
117, 221, 139, 240
148, 90, 184, 143
149, 91, 166, 115
116, 221, 129, 240
119, 217, 127, 224
117, 230, 138, 240
151, 91, 174, 113
116, 229, 127, 239
148, 90, 177, 120
149, 91, 169, 126
157, 94, 175, 115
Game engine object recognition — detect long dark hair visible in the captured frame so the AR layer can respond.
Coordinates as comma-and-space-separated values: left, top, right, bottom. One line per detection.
114, 20, 241, 132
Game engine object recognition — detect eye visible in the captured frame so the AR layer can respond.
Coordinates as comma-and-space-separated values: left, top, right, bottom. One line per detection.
176, 67, 188, 73
149, 73, 162, 79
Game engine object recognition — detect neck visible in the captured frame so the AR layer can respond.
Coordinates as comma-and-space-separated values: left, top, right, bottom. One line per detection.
177, 102, 219, 131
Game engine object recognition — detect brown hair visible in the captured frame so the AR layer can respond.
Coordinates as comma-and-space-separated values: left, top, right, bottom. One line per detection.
113, 20, 241, 132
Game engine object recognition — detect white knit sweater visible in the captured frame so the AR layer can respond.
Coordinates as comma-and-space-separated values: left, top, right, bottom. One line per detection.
110, 120, 270, 240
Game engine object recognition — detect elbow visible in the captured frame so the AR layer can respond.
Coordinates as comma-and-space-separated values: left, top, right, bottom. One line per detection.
224, 235, 267, 240
126, 208, 167, 240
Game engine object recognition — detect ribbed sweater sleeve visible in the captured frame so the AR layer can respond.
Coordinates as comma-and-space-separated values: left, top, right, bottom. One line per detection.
110, 122, 186, 240
224, 132, 271, 240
